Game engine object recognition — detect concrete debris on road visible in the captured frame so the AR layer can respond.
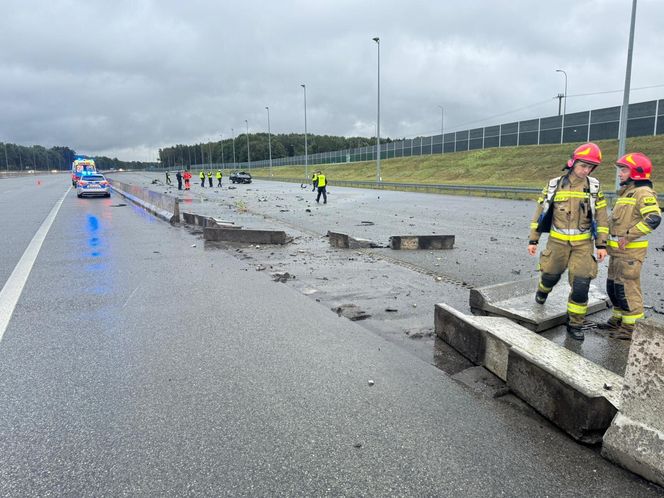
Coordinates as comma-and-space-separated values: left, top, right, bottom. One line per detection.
333, 304, 371, 321
271, 271, 293, 283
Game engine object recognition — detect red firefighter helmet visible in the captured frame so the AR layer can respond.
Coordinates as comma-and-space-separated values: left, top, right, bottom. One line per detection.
566, 142, 602, 169
616, 152, 653, 180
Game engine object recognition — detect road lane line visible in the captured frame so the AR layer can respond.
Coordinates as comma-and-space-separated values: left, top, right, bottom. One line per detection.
0, 187, 70, 343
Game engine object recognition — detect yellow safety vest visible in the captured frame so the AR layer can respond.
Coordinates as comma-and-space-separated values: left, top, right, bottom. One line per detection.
216, 171, 222, 179
199, 171, 205, 179
317, 174, 326, 187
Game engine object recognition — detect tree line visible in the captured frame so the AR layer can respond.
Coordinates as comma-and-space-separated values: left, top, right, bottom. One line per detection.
0, 142, 156, 171
158, 133, 392, 168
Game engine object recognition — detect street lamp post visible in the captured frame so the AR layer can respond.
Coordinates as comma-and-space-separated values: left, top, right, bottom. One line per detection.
555, 69, 567, 144
266, 106, 273, 177
373, 36, 381, 182
437, 105, 444, 154
245, 120, 251, 169
301, 84, 308, 182
617, 0, 638, 190
220, 134, 224, 169
231, 128, 236, 167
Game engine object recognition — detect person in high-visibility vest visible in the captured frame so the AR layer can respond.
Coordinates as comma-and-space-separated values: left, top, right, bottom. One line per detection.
597, 152, 661, 340
527, 143, 609, 341
315, 170, 327, 204
216, 170, 223, 187
312, 172, 318, 191
183, 170, 192, 190
207, 170, 213, 187
199, 170, 206, 187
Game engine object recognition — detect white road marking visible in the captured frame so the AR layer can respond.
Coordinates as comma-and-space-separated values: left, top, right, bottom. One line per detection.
0, 187, 70, 343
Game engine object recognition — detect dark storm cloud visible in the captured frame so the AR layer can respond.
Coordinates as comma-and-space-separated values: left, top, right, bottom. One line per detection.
1, 0, 662, 160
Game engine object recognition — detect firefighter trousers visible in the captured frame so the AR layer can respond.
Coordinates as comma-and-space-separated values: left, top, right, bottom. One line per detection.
537, 240, 598, 326
606, 250, 645, 327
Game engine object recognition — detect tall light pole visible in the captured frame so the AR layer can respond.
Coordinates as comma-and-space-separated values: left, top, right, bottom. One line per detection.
373, 36, 381, 182
555, 69, 567, 144
617, 0, 638, 190
245, 119, 251, 169
3, 142, 8, 171
437, 105, 444, 154
220, 133, 225, 169
301, 84, 308, 181
265, 106, 273, 177
231, 128, 236, 167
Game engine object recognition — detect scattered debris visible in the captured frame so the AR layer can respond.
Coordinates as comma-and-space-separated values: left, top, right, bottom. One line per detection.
604, 383, 613, 391
255, 265, 266, 271
334, 304, 371, 321
385, 308, 398, 312
353, 442, 363, 449
305, 208, 312, 212
511, 269, 521, 275
271, 271, 292, 283
359, 221, 375, 226
368, 380, 375, 386
191, 244, 197, 248
490, 237, 498, 242
110, 203, 127, 207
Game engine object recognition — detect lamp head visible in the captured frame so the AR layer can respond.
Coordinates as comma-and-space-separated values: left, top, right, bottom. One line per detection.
372, 37, 379, 43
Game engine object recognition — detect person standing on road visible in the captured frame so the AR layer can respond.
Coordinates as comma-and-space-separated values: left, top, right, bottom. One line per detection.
312, 172, 318, 191
527, 143, 609, 341
165, 171, 172, 185
597, 152, 661, 340
216, 169, 223, 187
175, 170, 183, 190
199, 170, 205, 187
208, 170, 213, 187
183, 170, 192, 190
316, 170, 327, 204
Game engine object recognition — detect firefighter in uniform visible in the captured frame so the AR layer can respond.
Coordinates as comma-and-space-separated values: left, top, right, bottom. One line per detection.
216, 169, 223, 187
527, 143, 609, 340
199, 170, 206, 187
598, 152, 661, 340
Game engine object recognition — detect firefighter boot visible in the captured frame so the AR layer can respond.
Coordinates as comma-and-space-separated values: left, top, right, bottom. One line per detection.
596, 317, 622, 332
609, 323, 634, 341
566, 324, 585, 341
535, 290, 548, 305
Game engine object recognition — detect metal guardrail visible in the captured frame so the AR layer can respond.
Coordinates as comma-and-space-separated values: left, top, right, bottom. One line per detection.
253, 176, 664, 202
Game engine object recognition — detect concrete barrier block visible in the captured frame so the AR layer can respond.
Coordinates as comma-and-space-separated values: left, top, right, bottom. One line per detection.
507, 349, 618, 444
389, 235, 454, 250
602, 319, 664, 486
109, 179, 179, 223
204, 227, 288, 245
470, 277, 610, 332
327, 231, 378, 249
435, 303, 622, 443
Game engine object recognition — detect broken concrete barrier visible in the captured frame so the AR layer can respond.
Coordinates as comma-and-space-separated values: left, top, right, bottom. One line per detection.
469, 277, 610, 332
108, 178, 180, 224
204, 227, 289, 245
182, 212, 218, 228
389, 235, 454, 250
328, 231, 378, 249
435, 303, 622, 443
602, 319, 664, 486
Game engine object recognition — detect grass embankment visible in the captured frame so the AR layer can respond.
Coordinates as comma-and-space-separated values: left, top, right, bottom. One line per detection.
247, 135, 664, 192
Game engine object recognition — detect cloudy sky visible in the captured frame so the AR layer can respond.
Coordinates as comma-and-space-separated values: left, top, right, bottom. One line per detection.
1, 0, 663, 161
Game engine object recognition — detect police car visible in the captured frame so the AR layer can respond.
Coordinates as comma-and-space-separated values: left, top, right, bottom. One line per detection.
76, 172, 111, 198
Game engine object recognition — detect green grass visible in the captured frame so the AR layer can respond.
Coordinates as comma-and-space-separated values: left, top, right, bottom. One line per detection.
241, 135, 664, 192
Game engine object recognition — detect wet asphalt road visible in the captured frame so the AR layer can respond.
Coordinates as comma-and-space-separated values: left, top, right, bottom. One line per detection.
1, 173, 662, 496
125, 172, 664, 375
